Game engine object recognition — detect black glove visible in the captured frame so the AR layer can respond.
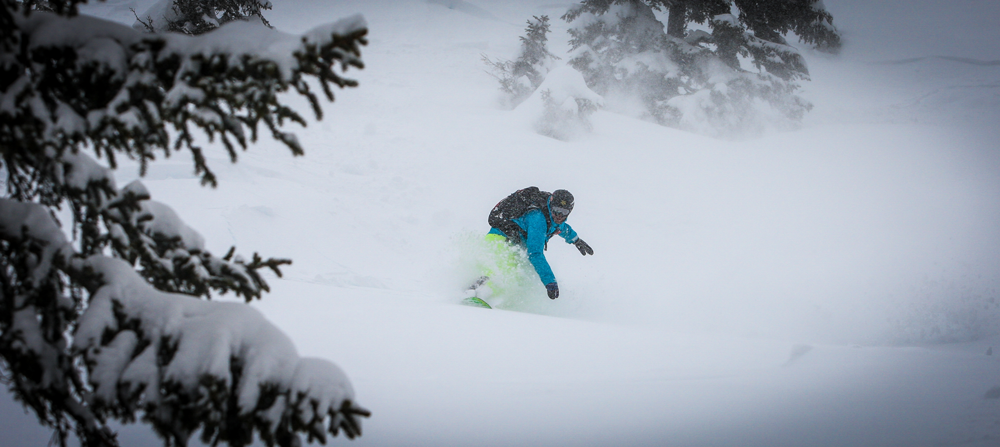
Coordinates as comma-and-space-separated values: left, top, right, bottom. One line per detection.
573, 238, 593, 256
545, 282, 559, 299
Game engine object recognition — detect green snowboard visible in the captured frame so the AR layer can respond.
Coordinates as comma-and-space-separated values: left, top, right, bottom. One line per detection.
461, 296, 492, 309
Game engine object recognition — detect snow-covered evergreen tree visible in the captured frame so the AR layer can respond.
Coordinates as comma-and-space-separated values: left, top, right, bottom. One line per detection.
563, 0, 841, 136
1, 1, 369, 446
512, 15, 560, 89
133, 0, 272, 34
482, 15, 560, 107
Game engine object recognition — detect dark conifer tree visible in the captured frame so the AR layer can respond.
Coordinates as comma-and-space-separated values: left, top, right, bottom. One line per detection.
134, 0, 272, 34
1, 1, 370, 446
563, 0, 841, 135
483, 15, 560, 106
511, 15, 560, 89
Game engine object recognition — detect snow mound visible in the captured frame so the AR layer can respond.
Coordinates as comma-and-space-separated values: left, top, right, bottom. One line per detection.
513, 65, 605, 140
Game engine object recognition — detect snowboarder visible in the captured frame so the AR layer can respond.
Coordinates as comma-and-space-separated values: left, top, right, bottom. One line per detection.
480, 187, 593, 300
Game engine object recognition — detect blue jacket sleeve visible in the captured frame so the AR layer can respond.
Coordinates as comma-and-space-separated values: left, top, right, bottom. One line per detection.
556, 222, 579, 244
521, 211, 556, 285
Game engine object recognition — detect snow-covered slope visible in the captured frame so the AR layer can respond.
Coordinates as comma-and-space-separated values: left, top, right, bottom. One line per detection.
4, 0, 999, 446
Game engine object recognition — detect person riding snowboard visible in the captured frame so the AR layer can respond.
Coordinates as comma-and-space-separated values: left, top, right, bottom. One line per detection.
483, 187, 593, 299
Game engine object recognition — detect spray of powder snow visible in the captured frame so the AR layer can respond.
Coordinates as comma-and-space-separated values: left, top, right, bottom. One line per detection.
449, 231, 565, 314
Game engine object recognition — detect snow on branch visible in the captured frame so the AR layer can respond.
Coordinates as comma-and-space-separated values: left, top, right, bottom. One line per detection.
28, 146, 290, 303
74, 255, 368, 446
2, 9, 367, 188
1, 198, 369, 446
103, 177, 292, 302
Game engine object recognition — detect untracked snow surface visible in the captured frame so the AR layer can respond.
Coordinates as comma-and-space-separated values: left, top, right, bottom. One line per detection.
3, 0, 1000, 446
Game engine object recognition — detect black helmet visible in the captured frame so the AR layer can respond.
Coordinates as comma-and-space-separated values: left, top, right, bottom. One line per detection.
550, 189, 574, 217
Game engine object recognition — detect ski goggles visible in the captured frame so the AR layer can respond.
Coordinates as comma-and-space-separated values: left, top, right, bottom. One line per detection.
551, 205, 572, 217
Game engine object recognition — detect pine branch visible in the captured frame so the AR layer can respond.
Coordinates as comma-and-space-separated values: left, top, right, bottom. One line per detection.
1, 4, 370, 446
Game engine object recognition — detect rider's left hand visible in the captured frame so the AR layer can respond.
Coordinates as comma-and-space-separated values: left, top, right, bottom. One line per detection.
545, 282, 559, 299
